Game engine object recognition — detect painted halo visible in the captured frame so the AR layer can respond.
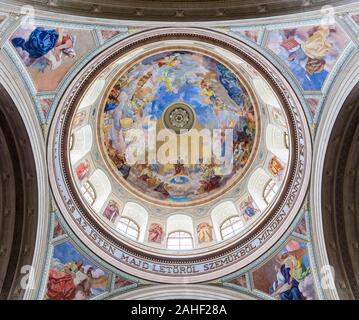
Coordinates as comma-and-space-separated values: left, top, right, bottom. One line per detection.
48, 28, 311, 283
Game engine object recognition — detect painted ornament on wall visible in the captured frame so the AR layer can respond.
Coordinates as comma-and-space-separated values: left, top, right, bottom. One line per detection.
11, 25, 96, 92
75, 159, 90, 181
266, 25, 349, 91
114, 275, 136, 290
306, 98, 320, 119
53, 219, 65, 239
239, 196, 259, 221
100, 30, 120, 42
229, 274, 247, 288
294, 217, 307, 236
197, 222, 213, 243
148, 223, 164, 243
252, 240, 316, 300
268, 156, 285, 180
45, 241, 109, 300
238, 30, 258, 43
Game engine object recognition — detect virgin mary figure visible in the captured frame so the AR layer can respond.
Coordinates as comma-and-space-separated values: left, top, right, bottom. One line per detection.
12, 27, 76, 70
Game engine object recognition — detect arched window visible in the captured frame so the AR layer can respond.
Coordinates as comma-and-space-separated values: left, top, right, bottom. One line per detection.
70, 125, 93, 165
220, 216, 244, 240
167, 231, 193, 250
117, 217, 140, 240
122, 202, 148, 242
80, 181, 96, 206
263, 180, 279, 204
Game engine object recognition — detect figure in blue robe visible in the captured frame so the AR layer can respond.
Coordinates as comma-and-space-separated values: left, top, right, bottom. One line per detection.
244, 206, 256, 218
269, 265, 303, 300
12, 27, 59, 59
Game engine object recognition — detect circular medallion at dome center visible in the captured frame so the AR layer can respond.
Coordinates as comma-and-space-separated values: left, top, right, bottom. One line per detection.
99, 50, 259, 206
163, 102, 195, 133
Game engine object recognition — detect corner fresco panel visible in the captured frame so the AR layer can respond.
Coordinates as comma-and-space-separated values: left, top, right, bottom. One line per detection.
252, 239, 316, 300
45, 241, 109, 300
11, 24, 96, 92
266, 25, 349, 91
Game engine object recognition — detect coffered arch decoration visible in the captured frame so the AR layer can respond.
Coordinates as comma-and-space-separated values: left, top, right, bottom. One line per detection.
322, 81, 359, 300
47, 27, 312, 284
6, 0, 353, 21
0, 82, 38, 299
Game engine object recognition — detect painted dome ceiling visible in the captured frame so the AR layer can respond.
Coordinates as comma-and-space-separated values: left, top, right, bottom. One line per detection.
99, 50, 258, 206
65, 36, 291, 251
47, 28, 311, 283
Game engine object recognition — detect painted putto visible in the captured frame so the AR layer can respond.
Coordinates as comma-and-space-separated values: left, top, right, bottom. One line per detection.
100, 50, 257, 205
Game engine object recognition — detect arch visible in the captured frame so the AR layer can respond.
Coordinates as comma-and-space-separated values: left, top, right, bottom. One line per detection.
111, 284, 256, 300
210, 201, 239, 241
70, 125, 93, 165
0, 83, 39, 299
321, 81, 359, 299
0, 56, 49, 300
121, 202, 148, 242
117, 217, 140, 241
167, 231, 194, 250
311, 52, 359, 300
220, 216, 244, 240
87, 169, 111, 213
265, 124, 289, 163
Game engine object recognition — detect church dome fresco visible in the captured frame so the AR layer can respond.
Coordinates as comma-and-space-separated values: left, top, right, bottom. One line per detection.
99, 50, 258, 206
46, 28, 311, 283
2, 0, 359, 302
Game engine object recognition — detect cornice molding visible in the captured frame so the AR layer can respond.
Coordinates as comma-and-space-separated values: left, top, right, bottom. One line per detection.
0, 1, 358, 26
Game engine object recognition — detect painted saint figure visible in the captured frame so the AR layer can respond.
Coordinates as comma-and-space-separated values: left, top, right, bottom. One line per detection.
75, 160, 90, 181
197, 223, 213, 243
148, 223, 164, 243
103, 200, 120, 223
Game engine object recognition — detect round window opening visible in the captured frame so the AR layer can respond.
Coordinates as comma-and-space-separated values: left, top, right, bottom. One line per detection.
48, 28, 311, 283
